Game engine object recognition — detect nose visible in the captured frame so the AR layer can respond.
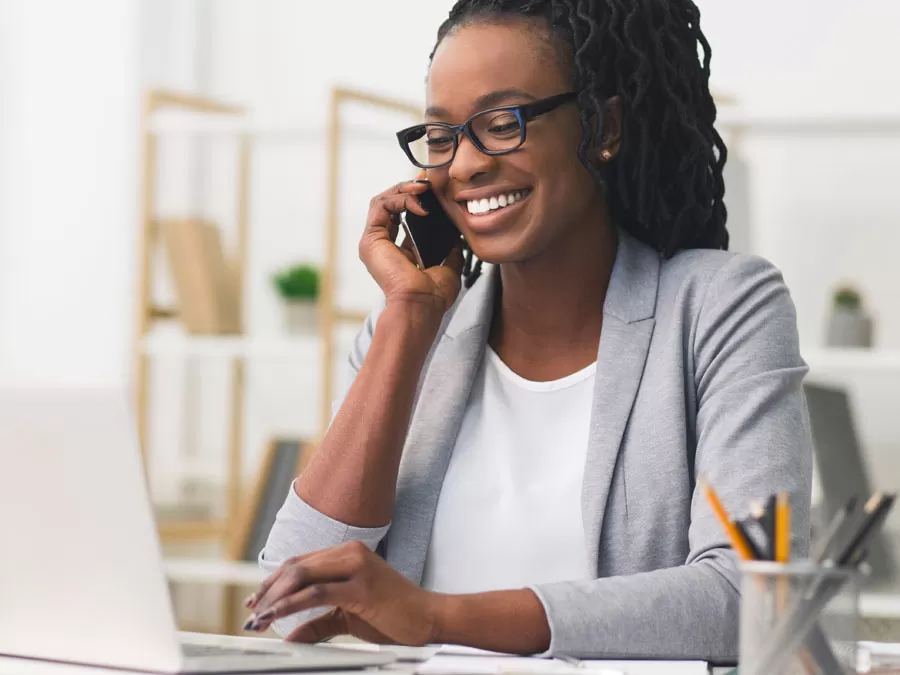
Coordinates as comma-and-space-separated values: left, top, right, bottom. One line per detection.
448, 134, 496, 184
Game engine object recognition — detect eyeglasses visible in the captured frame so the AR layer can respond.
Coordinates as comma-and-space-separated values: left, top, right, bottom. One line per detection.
396, 92, 577, 169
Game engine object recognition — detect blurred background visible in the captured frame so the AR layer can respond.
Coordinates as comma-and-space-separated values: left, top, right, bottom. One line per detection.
1, 0, 899, 636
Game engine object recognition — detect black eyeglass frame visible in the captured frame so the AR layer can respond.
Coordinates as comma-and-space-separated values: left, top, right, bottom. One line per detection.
396, 91, 578, 169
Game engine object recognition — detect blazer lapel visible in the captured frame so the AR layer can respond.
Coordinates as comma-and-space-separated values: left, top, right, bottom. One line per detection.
385, 267, 497, 583
583, 232, 660, 571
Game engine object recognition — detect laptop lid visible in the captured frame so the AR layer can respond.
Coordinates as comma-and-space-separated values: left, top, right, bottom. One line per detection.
0, 387, 183, 672
804, 382, 895, 583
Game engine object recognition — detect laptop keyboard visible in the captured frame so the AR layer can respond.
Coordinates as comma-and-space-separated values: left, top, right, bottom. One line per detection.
182, 643, 295, 659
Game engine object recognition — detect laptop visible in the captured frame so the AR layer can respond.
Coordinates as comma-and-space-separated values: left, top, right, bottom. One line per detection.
804, 382, 896, 586
0, 386, 395, 673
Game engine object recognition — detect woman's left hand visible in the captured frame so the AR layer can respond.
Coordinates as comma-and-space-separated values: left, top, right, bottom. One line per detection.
244, 541, 442, 645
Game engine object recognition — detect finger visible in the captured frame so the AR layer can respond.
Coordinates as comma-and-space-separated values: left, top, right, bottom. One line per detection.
247, 557, 300, 609
284, 608, 349, 644
441, 240, 465, 276
251, 545, 365, 617
251, 549, 338, 614
386, 178, 430, 196
251, 580, 356, 631
386, 212, 401, 243
366, 194, 428, 236
396, 233, 420, 265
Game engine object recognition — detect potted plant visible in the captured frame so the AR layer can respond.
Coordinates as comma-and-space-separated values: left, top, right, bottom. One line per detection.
272, 263, 319, 334
825, 284, 873, 348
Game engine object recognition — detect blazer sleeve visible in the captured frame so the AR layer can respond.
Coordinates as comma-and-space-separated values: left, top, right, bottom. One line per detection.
258, 299, 389, 635
529, 254, 814, 659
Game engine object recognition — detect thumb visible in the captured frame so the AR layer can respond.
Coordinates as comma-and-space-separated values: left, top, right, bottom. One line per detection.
441, 241, 465, 277
284, 608, 347, 644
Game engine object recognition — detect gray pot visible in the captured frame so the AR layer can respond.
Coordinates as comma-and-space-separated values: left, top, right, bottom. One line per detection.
825, 307, 873, 348
282, 300, 317, 335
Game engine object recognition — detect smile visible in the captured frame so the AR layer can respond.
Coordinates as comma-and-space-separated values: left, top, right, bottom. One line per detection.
464, 189, 532, 216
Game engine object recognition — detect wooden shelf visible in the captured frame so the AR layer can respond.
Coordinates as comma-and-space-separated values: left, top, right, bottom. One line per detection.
165, 558, 267, 585
803, 348, 900, 375
141, 334, 320, 360
157, 519, 226, 541
716, 113, 900, 135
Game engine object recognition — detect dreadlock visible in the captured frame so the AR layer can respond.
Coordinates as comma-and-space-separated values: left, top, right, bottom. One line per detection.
429, 0, 728, 288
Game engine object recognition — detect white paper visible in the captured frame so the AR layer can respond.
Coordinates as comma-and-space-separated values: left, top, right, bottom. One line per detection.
417, 655, 622, 675
437, 645, 521, 657
580, 661, 709, 675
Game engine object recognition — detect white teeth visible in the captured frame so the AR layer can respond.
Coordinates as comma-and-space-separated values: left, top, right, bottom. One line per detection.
465, 190, 528, 215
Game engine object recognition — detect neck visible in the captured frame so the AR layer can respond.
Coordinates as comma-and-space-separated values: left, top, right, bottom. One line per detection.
490, 203, 617, 380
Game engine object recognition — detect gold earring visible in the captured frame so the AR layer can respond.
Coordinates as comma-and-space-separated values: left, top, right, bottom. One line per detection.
600, 149, 612, 161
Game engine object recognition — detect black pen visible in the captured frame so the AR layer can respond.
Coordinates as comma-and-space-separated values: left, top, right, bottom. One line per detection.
762, 494, 777, 561
735, 519, 765, 560
809, 496, 858, 564
838, 494, 895, 566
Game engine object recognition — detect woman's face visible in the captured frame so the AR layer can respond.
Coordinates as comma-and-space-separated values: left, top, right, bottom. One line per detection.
426, 19, 604, 265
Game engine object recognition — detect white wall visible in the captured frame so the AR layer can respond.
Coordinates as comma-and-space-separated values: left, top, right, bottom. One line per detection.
701, 0, 900, 485
3, 1, 899, 501
0, 0, 140, 387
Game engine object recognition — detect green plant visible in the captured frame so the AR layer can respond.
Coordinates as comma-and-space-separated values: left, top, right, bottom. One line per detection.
833, 286, 862, 311
273, 264, 319, 301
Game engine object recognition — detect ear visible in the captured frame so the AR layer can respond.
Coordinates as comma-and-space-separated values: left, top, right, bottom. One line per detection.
594, 95, 623, 162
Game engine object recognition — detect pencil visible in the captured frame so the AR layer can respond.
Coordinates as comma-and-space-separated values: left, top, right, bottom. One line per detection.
699, 478, 755, 561
775, 491, 791, 563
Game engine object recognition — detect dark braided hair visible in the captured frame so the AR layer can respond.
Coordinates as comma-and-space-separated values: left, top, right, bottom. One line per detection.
429, 0, 728, 288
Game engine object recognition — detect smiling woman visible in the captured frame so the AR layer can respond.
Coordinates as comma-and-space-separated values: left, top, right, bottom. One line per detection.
248, 0, 812, 661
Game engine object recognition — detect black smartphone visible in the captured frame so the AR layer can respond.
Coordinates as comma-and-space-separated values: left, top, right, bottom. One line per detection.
401, 188, 461, 269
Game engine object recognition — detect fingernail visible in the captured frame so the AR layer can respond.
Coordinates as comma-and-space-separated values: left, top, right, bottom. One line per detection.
251, 622, 264, 632
242, 617, 256, 631
414, 179, 430, 184
244, 594, 257, 608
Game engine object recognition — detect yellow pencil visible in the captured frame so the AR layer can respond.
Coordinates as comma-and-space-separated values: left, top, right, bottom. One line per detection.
775, 491, 791, 562
700, 478, 756, 561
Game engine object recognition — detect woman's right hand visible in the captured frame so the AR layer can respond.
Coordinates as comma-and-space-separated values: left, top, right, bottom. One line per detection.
360, 180, 464, 314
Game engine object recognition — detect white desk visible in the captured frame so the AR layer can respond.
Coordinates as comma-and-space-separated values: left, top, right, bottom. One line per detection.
860, 591, 900, 618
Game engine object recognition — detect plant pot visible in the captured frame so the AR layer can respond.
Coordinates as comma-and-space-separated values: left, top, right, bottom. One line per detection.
825, 307, 873, 348
282, 300, 318, 335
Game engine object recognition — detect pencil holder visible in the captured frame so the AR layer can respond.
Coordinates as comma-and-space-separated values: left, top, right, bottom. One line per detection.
739, 561, 861, 675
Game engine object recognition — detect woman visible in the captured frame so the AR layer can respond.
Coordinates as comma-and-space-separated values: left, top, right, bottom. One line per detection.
245, 0, 812, 660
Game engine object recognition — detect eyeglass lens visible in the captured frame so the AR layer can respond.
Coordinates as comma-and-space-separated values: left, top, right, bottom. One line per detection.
406, 108, 524, 167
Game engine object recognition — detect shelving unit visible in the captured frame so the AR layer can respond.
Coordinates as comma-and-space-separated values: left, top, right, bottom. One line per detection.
142, 334, 321, 361
135, 88, 423, 633
803, 349, 900, 375
135, 89, 250, 546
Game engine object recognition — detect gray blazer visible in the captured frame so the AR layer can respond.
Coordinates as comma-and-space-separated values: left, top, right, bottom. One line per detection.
261, 230, 813, 660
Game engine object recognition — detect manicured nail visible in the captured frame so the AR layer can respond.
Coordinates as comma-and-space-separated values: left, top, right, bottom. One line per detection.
244, 594, 257, 608
251, 622, 264, 632
242, 617, 256, 631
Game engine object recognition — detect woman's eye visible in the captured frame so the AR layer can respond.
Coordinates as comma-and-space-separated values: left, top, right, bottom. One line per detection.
426, 137, 453, 148
488, 122, 521, 134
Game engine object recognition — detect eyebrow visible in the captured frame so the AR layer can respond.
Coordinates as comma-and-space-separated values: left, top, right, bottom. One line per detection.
425, 88, 538, 120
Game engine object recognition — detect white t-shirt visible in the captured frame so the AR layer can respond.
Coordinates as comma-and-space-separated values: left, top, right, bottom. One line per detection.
420, 347, 595, 594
